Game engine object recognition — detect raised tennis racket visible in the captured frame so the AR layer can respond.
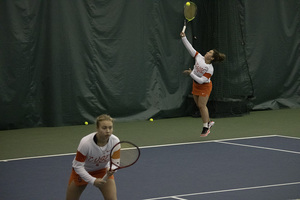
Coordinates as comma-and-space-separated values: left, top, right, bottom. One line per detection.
102, 141, 140, 181
182, 1, 197, 33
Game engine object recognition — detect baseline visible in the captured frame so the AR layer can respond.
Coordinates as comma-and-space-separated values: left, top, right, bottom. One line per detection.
142, 182, 300, 200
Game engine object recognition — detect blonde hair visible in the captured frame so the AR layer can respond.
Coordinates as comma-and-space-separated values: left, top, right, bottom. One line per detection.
96, 114, 113, 128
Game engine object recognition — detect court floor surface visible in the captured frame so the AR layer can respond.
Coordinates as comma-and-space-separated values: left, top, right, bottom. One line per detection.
0, 135, 299, 200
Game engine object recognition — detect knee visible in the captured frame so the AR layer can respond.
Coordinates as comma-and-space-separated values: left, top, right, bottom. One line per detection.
100, 180, 117, 200
198, 105, 206, 110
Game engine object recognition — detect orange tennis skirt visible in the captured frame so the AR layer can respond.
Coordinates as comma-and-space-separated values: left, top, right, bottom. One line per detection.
192, 81, 212, 97
68, 168, 114, 186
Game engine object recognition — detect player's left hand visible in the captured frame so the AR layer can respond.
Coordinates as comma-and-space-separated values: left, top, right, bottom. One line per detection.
94, 178, 106, 187
183, 68, 192, 75
106, 170, 115, 177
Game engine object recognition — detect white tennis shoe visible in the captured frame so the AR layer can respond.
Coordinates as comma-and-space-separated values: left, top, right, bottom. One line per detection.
208, 121, 215, 129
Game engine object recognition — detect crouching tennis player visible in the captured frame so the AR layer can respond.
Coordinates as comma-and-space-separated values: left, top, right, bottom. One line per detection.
66, 114, 119, 200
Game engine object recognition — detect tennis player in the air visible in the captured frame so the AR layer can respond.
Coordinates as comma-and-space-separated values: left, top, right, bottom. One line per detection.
66, 114, 119, 200
180, 31, 226, 137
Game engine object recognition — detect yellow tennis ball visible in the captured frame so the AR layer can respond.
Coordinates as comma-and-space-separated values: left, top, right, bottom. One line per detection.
84, 121, 88, 125
149, 118, 154, 122
186, 2, 190, 6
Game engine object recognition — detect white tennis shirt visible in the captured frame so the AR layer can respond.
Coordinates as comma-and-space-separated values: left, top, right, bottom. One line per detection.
72, 132, 120, 184
182, 36, 214, 84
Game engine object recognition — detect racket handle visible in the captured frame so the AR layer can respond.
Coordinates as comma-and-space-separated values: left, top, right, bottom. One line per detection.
182, 25, 186, 33
102, 173, 109, 181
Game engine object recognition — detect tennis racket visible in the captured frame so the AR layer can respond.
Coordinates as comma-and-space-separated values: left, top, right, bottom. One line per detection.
182, 1, 197, 33
102, 141, 140, 181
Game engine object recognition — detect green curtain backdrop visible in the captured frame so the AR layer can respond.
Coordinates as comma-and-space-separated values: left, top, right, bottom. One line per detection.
1, 0, 299, 130
192, 0, 300, 117
241, 0, 300, 110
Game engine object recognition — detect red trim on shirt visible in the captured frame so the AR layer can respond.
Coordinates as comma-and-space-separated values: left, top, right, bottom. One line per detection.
112, 149, 120, 159
203, 73, 212, 79
75, 151, 86, 162
194, 51, 199, 58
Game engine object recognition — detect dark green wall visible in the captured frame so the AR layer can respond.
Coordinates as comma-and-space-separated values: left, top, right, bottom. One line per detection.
1, 0, 299, 129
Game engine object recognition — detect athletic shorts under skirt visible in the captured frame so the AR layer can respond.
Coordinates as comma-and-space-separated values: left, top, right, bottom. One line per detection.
68, 168, 114, 186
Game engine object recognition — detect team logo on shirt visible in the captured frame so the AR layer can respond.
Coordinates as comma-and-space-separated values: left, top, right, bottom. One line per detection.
87, 154, 110, 165
195, 63, 208, 75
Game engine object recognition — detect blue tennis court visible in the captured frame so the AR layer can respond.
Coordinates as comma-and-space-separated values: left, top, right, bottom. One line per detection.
1, 135, 299, 200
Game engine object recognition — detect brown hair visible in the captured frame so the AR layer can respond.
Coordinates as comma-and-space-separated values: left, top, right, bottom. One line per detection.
96, 114, 113, 128
212, 49, 226, 63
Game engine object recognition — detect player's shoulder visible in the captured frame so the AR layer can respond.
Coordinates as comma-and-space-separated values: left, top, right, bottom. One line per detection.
196, 52, 204, 59
110, 134, 120, 144
77, 132, 96, 151
80, 132, 96, 143
209, 64, 214, 73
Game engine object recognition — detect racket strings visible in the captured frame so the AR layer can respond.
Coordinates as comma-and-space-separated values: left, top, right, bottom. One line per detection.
184, 4, 197, 20
111, 142, 140, 168
118, 148, 139, 167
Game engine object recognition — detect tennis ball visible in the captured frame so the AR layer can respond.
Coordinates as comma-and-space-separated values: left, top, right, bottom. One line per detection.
186, 2, 190, 6
149, 118, 154, 122
84, 121, 88, 125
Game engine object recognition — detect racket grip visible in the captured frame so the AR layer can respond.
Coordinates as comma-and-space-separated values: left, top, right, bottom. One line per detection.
102, 173, 109, 181
182, 25, 186, 33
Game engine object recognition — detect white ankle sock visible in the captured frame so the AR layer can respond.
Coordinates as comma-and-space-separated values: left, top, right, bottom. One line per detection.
203, 123, 208, 128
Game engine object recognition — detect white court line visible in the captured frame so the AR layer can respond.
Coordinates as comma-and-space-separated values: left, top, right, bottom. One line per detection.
140, 135, 278, 149
0, 134, 297, 162
216, 141, 300, 155
276, 135, 300, 140
170, 196, 187, 200
143, 182, 300, 200
0, 152, 76, 162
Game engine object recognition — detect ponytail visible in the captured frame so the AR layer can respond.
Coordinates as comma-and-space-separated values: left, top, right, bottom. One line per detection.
212, 49, 226, 63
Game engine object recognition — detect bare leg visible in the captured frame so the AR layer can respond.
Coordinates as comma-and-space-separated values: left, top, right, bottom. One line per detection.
98, 179, 117, 200
193, 95, 210, 124
66, 181, 87, 200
